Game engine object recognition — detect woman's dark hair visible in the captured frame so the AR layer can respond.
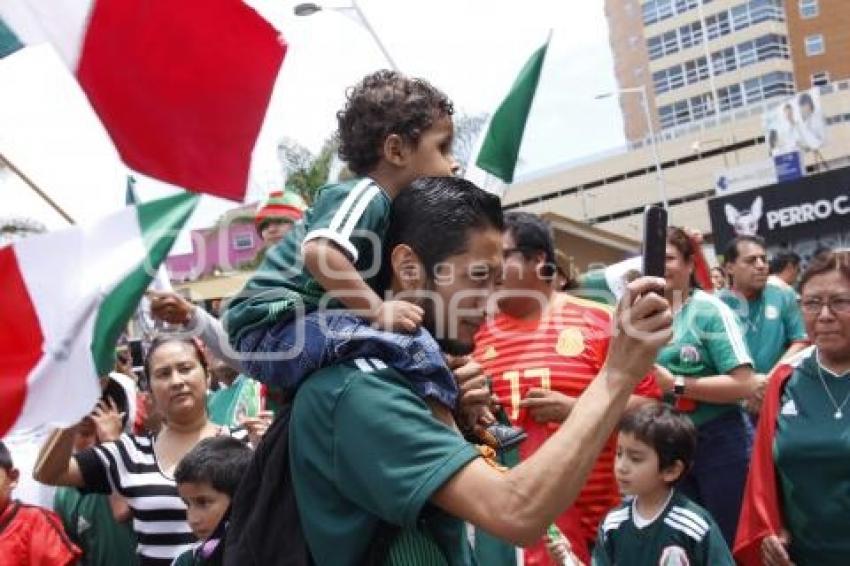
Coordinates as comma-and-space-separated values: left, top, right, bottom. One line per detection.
174, 436, 252, 497
620, 403, 696, 484
504, 211, 557, 279
667, 226, 701, 289
336, 70, 454, 176
143, 336, 208, 379
799, 249, 850, 293
769, 251, 801, 275
384, 177, 503, 282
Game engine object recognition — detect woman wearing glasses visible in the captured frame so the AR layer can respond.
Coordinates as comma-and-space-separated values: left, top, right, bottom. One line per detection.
735, 250, 850, 566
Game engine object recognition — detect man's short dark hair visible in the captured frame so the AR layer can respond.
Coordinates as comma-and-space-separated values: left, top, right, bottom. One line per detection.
503, 212, 557, 278
0, 441, 12, 471
174, 437, 252, 497
769, 251, 801, 275
385, 177, 503, 280
619, 404, 696, 483
336, 70, 454, 176
724, 235, 766, 264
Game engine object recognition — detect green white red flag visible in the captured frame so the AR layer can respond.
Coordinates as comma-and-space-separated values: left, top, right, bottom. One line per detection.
0, 193, 199, 437
0, 0, 286, 201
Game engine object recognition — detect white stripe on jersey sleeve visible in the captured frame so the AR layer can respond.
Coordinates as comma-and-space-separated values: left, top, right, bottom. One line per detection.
663, 516, 706, 542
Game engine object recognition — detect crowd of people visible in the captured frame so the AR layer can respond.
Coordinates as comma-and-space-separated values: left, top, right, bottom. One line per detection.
2, 69, 849, 566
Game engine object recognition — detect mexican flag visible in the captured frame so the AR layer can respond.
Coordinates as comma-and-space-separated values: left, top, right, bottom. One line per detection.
0, 193, 199, 437
0, 0, 286, 202
466, 36, 550, 195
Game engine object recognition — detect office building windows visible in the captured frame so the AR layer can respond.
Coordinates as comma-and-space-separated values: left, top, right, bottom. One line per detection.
799, 0, 818, 19
805, 34, 825, 56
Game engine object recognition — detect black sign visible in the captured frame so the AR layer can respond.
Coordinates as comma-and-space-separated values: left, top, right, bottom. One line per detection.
708, 166, 850, 255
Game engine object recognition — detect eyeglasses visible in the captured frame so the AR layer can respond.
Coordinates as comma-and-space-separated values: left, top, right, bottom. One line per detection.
799, 295, 850, 314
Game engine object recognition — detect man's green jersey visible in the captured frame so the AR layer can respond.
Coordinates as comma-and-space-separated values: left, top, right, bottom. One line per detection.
718, 281, 806, 374
593, 490, 733, 566
53, 488, 138, 566
289, 358, 481, 566
224, 178, 390, 344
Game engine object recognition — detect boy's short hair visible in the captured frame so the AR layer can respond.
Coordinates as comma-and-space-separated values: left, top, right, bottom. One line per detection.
337, 70, 454, 176
619, 404, 696, 481
174, 437, 252, 497
0, 441, 12, 471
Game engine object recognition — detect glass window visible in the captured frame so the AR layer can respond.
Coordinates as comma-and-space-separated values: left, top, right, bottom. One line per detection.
662, 30, 679, 55
648, 36, 664, 60
643, 1, 658, 25
690, 93, 713, 120
674, 100, 691, 125
805, 34, 825, 56
685, 58, 709, 84
706, 11, 730, 40
799, 0, 818, 19
738, 40, 757, 67
657, 0, 674, 21
654, 70, 669, 94
731, 5, 750, 30
743, 77, 763, 103
659, 104, 677, 129
669, 65, 685, 89
811, 71, 829, 87
232, 233, 254, 250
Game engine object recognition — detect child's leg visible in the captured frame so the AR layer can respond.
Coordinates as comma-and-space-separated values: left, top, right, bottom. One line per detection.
236, 313, 329, 390
324, 312, 460, 409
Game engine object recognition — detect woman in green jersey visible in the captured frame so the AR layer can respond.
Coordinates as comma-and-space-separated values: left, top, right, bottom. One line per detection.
736, 250, 850, 566
653, 227, 757, 547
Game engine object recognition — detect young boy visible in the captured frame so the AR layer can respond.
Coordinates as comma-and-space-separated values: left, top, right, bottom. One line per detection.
0, 441, 81, 565
224, 70, 461, 413
172, 436, 253, 565
590, 404, 733, 566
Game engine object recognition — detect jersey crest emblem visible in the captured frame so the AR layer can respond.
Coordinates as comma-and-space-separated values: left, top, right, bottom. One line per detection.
659, 545, 690, 566
481, 345, 498, 361
765, 305, 779, 320
556, 327, 585, 357
781, 399, 798, 416
679, 345, 701, 364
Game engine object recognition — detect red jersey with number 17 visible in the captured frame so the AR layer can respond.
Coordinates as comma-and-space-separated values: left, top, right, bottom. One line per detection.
473, 293, 659, 565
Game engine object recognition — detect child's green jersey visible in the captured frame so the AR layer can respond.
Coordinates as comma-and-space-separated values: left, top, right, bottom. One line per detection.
593, 490, 733, 566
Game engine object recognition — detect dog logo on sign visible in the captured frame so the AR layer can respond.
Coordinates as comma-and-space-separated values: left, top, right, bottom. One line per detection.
724, 196, 763, 236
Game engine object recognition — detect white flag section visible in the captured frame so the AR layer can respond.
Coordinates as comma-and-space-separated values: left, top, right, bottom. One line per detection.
0, 193, 198, 437
0, 44, 127, 228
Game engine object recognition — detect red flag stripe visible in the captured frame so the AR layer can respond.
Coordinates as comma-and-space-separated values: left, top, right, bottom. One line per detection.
76, 0, 286, 201
0, 247, 44, 436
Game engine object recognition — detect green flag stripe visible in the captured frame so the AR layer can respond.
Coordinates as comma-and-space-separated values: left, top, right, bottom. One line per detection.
0, 18, 24, 58
90, 193, 199, 375
475, 41, 549, 184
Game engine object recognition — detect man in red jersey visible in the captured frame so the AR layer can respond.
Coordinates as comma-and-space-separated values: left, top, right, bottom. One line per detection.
474, 212, 659, 565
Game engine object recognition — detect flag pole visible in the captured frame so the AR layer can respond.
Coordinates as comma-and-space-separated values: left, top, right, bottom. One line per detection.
0, 152, 75, 225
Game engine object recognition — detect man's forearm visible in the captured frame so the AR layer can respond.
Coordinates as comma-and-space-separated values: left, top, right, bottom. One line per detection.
499, 366, 637, 539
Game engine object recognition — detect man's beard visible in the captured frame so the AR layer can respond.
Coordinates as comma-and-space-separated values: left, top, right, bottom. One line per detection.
420, 288, 475, 357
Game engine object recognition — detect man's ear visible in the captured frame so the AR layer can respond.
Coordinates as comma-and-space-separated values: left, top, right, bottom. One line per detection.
382, 133, 408, 167
390, 244, 425, 290
7, 468, 20, 488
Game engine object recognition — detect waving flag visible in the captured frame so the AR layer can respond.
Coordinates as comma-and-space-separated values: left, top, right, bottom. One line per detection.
0, 193, 199, 436
0, 1, 286, 201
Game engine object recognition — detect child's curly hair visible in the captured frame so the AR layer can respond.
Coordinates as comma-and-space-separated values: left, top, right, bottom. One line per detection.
336, 70, 454, 176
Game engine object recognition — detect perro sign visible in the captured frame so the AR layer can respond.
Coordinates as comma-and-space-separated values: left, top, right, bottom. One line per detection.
766, 195, 850, 229
708, 166, 850, 255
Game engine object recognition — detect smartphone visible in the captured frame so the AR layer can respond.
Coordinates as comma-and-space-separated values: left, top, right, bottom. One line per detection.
642, 205, 668, 278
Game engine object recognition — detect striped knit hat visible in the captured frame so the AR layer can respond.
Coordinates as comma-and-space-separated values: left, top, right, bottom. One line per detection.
255, 188, 307, 231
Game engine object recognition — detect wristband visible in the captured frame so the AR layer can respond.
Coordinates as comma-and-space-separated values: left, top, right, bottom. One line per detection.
673, 375, 686, 396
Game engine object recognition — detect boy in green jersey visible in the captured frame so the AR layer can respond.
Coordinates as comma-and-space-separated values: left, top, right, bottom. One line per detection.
225, 70, 464, 414
593, 404, 733, 566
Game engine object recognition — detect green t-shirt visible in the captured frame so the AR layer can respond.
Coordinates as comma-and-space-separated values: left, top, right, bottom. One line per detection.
53, 488, 138, 566
718, 281, 806, 374
656, 289, 753, 427
774, 348, 850, 564
224, 178, 391, 344
592, 490, 733, 566
576, 257, 642, 306
289, 358, 481, 566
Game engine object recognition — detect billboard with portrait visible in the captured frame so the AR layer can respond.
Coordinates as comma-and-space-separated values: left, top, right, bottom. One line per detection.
763, 88, 826, 157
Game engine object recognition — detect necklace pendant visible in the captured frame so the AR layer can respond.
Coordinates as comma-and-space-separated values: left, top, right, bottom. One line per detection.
836, 410, 843, 420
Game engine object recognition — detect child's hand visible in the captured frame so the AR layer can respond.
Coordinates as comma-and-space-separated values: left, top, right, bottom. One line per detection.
545, 534, 584, 566
372, 300, 423, 333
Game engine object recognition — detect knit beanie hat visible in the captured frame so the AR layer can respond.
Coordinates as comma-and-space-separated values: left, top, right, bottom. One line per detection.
255, 188, 307, 232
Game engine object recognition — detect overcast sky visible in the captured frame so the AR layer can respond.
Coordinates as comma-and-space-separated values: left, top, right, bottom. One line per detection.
2, 0, 626, 253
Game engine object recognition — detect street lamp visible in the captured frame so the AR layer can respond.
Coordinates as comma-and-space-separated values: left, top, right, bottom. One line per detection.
596, 86, 669, 210
293, 1, 400, 71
